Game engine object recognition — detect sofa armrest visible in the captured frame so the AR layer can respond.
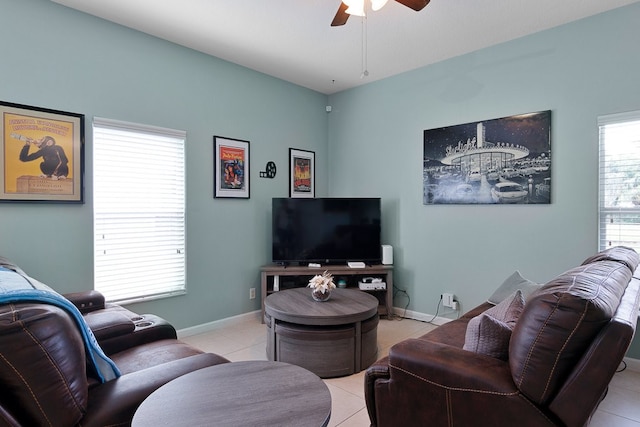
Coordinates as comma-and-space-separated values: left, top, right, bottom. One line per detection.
83, 310, 136, 341
63, 292, 177, 354
367, 339, 555, 427
388, 338, 516, 393
96, 313, 177, 355
63, 290, 106, 313
364, 356, 390, 425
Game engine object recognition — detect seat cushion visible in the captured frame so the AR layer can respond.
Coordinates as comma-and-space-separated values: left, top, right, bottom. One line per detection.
109, 339, 209, 375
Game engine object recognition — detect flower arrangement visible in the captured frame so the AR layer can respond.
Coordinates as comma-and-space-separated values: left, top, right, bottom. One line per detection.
308, 270, 336, 301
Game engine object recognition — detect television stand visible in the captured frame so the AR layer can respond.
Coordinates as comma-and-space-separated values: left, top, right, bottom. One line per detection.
260, 264, 393, 323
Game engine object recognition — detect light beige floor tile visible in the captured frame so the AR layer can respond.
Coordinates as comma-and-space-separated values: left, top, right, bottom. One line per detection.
377, 319, 423, 348
324, 371, 366, 399
181, 329, 246, 355
610, 367, 640, 393
378, 317, 428, 336
325, 383, 366, 427
223, 342, 269, 362
409, 323, 438, 338
334, 408, 371, 426
219, 330, 266, 350
180, 328, 226, 345
597, 386, 640, 422
220, 322, 267, 344
591, 409, 640, 427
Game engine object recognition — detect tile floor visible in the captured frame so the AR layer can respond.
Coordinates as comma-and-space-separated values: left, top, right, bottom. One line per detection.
181, 314, 640, 426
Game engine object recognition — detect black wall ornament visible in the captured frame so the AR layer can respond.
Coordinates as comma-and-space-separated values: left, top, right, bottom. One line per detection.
260, 161, 277, 178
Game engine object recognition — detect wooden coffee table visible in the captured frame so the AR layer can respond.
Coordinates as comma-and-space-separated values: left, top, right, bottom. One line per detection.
132, 361, 331, 427
264, 287, 379, 378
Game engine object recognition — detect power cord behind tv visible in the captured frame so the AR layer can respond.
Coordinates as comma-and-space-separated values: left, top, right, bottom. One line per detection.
393, 286, 450, 325
424, 295, 443, 324
393, 284, 410, 320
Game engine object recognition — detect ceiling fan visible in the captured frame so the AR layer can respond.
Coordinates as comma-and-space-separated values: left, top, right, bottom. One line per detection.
331, 0, 430, 26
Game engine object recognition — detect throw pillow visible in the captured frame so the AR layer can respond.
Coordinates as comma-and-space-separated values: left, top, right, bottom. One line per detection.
487, 271, 540, 305
463, 314, 512, 360
486, 288, 525, 325
463, 289, 525, 360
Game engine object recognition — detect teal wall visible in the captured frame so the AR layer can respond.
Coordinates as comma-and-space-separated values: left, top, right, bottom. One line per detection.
0, 0, 328, 328
1, 0, 639, 357
326, 3, 640, 357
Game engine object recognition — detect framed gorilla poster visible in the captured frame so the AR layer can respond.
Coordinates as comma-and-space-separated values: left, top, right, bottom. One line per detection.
0, 101, 84, 203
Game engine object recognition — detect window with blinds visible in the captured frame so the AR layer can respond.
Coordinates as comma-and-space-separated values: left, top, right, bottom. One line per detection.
598, 111, 640, 253
93, 118, 186, 303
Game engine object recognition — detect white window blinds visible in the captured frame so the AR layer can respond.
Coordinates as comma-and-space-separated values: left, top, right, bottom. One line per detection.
93, 117, 186, 303
598, 111, 640, 253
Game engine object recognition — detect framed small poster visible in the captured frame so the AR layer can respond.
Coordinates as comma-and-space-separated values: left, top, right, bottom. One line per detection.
289, 148, 315, 198
0, 101, 84, 203
214, 135, 250, 199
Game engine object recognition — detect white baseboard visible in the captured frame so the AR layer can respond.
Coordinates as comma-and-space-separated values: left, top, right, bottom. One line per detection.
177, 310, 261, 338
392, 306, 455, 326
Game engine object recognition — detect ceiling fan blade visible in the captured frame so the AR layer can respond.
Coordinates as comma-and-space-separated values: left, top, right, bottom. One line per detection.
331, 2, 350, 26
394, 0, 430, 11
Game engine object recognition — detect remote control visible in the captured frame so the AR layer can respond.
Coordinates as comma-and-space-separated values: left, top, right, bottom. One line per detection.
347, 261, 366, 268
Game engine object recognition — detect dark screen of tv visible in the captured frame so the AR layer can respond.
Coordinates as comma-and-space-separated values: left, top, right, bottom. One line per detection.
272, 197, 382, 265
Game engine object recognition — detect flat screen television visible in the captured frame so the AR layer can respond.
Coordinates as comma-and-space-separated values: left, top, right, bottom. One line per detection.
272, 197, 382, 266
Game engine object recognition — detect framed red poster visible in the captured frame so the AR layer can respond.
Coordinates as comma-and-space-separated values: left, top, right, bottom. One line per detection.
214, 135, 249, 199
289, 148, 315, 198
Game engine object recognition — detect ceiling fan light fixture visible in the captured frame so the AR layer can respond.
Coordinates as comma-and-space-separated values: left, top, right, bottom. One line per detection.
371, 0, 389, 11
344, 0, 365, 16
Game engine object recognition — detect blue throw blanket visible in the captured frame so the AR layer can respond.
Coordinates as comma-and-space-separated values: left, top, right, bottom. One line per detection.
0, 267, 120, 383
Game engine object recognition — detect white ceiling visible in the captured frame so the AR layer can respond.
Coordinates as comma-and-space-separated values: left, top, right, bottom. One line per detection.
52, 0, 639, 95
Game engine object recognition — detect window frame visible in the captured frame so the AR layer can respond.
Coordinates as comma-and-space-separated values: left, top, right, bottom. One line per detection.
92, 117, 187, 304
598, 110, 640, 253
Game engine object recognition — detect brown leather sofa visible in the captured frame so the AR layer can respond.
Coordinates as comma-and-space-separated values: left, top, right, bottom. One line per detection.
0, 257, 229, 427
365, 246, 640, 427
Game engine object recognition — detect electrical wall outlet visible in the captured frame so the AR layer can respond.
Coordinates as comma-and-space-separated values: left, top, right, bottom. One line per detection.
249, 288, 256, 299
451, 301, 459, 310
442, 292, 455, 308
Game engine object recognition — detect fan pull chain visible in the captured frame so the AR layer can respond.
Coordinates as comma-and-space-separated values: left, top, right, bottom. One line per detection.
361, 15, 369, 79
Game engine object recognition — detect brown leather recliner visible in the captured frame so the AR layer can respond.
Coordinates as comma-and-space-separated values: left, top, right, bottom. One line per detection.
0, 258, 229, 427
365, 246, 640, 427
